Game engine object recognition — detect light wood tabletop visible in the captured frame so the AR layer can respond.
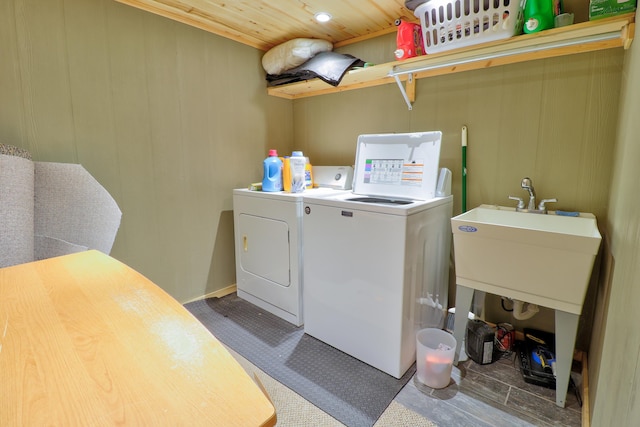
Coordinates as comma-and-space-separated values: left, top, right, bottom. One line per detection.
0, 250, 276, 426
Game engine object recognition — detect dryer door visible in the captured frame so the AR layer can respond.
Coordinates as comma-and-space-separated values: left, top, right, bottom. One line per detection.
237, 213, 290, 287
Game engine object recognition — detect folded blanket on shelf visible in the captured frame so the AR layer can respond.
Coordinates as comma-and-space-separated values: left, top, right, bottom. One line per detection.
266, 51, 365, 87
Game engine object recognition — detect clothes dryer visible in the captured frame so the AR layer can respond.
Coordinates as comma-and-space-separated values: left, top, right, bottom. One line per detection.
302, 132, 452, 378
233, 166, 352, 326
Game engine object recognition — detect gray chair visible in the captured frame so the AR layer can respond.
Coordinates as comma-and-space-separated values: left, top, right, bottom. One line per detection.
0, 144, 122, 268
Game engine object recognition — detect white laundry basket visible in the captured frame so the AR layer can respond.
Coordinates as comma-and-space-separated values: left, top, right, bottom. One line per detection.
414, 0, 524, 54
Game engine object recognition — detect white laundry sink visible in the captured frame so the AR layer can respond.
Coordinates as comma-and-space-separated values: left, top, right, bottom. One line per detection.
451, 204, 602, 314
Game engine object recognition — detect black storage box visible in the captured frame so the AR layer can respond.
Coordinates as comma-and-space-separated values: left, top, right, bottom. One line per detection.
466, 319, 495, 365
517, 328, 557, 389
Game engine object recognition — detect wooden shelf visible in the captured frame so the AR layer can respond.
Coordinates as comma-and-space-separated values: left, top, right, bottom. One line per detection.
267, 14, 635, 100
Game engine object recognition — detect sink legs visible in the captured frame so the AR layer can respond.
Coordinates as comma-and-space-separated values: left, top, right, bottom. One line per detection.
554, 310, 579, 408
452, 285, 474, 365
452, 284, 577, 408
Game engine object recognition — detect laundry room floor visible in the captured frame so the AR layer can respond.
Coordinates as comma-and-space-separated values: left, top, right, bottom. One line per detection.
229, 344, 584, 426
394, 353, 584, 426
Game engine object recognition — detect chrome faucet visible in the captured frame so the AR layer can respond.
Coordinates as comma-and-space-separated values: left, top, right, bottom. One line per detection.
508, 177, 557, 214
521, 177, 536, 210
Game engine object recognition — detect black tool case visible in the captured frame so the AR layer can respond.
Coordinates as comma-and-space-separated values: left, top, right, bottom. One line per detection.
517, 328, 557, 389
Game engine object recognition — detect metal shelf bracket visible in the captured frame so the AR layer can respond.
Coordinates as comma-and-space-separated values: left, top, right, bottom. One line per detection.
388, 29, 625, 111
393, 73, 414, 110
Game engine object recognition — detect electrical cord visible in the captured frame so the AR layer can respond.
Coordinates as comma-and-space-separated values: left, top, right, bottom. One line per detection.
494, 323, 516, 359
501, 297, 514, 312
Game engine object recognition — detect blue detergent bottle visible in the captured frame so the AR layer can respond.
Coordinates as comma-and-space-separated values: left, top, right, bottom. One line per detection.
262, 149, 283, 192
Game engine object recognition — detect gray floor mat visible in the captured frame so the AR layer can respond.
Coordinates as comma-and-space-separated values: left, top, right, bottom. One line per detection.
185, 294, 415, 427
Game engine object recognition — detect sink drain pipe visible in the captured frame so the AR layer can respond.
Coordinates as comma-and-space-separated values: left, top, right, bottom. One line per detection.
512, 299, 540, 320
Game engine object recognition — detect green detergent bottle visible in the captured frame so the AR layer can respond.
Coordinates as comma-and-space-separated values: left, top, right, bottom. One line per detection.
523, 0, 554, 34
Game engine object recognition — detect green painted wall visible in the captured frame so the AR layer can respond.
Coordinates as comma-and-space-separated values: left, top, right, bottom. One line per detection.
0, 0, 293, 302
592, 9, 640, 424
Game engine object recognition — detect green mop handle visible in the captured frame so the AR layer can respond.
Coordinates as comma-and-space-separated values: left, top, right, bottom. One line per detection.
462, 126, 467, 213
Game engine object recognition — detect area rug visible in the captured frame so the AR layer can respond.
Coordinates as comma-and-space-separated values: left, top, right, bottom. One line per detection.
185, 294, 416, 427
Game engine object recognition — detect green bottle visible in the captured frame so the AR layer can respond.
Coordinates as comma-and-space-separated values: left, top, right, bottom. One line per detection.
523, 0, 554, 34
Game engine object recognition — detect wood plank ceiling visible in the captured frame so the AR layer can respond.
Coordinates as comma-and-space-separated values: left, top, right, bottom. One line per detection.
115, 0, 419, 51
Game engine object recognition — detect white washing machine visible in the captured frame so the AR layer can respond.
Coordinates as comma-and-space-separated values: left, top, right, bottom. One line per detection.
233, 166, 353, 326
302, 132, 452, 378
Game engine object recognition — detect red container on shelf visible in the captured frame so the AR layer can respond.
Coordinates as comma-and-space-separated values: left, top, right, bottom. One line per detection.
394, 19, 424, 60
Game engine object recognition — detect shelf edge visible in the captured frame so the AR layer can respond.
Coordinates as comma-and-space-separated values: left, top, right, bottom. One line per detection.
266, 13, 636, 100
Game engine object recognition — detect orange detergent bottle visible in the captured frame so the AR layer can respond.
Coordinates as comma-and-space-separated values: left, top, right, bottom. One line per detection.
282, 156, 291, 192
305, 157, 313, 189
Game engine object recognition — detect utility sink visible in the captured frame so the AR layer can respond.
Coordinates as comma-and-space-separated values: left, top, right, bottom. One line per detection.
451, 204, 602, 408
451, 204, 602, 314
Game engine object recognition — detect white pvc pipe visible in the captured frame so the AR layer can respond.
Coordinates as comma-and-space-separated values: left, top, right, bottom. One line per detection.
512, 299, 540, 320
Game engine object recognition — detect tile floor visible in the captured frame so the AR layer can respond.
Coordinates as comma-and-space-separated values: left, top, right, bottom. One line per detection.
395, 353, 583, 427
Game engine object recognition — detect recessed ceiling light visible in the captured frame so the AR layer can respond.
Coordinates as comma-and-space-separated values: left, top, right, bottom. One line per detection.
314, 12, 332, 23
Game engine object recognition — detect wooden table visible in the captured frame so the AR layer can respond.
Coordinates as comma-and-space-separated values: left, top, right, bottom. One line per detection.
0, 250, 276, 426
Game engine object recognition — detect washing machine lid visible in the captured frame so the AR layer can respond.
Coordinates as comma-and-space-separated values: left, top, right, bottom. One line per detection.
352, 131, 442, 201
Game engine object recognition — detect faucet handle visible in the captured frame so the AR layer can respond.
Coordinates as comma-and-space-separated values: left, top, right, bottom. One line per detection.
508, 196, 525, 209
538, 198, 557, 211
